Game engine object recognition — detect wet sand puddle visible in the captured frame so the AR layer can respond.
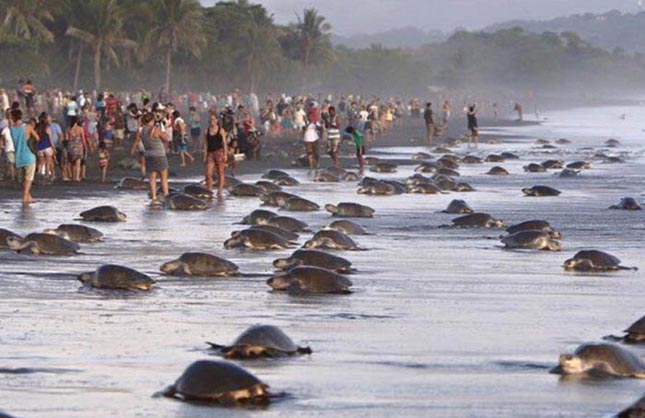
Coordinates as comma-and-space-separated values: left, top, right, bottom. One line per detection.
0, 106, 644, 417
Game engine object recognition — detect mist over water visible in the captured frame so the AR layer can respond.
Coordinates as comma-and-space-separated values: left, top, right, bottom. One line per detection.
1, 105, 644, 417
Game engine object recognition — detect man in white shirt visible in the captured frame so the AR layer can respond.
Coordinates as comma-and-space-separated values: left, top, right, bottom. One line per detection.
1, 117, 15, 180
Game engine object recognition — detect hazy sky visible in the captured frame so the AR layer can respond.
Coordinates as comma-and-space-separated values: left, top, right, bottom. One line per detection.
201, 0, 640, 35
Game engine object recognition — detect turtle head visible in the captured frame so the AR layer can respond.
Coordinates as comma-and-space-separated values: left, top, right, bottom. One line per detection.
548, 240, 563, 252
160, 260, 181, 275
77, 272, 93, 284
267, 275, 291, 290
223, 235, 242, 249
324, 204, 337, 214
521, 188, 534, 196
117, 211, 127, 221
558, 354, 586, 374
547, 229, 563, 240
6, 236, 27, 252
491, 219, 506, 228
356, 187, 368, 195
563, 258, 592, 272
302, 239, 317, 249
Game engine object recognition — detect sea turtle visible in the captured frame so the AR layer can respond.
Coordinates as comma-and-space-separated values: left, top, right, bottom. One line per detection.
262, 169, 290, 180
407, 183, 442, 194
78, 264, 155, 291
434, 176, 457, 191
549, 343, 645, 378
505, 220, 562, 239
116, 177, 147, 190
183, 184, 214, 200
563, 250, 637, 272
412, 152, 433, 160
556, 138, 571, 145
500, 152, 520, 160
522, 185, 561, 197
607, 315, 645, 344
165, 193, 207, 211
224, 229, 293, 250
342, 172, 360, 181
523, 163, 546, 173
240, 209, 277, 225
231, 183, 265, 197
451, 213, 505, 228
261, 191, 299, 207
273, 249, 353, 273
487, 166, 509, 176
535, 139, 551, 145
314, 171, 340, 182
7, 233, 80, 255
541, 160, 565, 169
160, 252, 239, 277
249, 225, 299, 241
281, 197, 320, 212
454, 182, 475, 192
44, 224, 103, 243
437, 158, 459, 170
441, 199, 473, 214
432, 146, 452, 154
0, 229, 22, 249
501, 230, 562, 251
357, 181, 395, 195
437, 168, 460, 177
79, 206, 126, 222
605, 138, 621, 147
207, 324, 311, 358
265, 216, 309, 233
273, 176, 299, 186
325, 202, 374, 218
364, 156, 380, 166
267, 266, 353, 294
485, 154, 505, 163
609, 197, 641, 211
566, 161, 591, 170
223, 176, 243, 191
381, 180, 407, 194
370, 162, 397, 173
322, 220, 369, 235
154, 360, 276, 405
254, 181, 282, 194
615, 394, 645, 418
558, 169, 580, 178
405, 174, 433, 186
414, 162, 438, 173
462, 155, 483, 164
303, 230, 361, 251
440, 154, 461, 164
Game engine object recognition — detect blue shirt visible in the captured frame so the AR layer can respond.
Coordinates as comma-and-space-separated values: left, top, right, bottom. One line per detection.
10, 125, 36, 168
50, 122, 63, 148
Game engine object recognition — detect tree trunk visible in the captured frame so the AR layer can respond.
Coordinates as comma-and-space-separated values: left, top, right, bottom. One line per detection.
165, 48, 172, 93
94, 41, 102, 90
73, 42, 83, 92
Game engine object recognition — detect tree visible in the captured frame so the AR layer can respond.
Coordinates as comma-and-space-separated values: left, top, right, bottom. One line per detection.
289, 8, 335, 83
238, 21, 281, 92
65, 0, 136, 89
145, 0, 205, 92
0, 0, 57, 43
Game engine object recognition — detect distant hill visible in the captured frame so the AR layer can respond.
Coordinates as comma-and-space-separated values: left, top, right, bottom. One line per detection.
483, 10, 645, 54
332, 26, 445, 49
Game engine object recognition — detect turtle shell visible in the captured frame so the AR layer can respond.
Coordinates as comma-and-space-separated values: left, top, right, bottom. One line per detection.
93, 264, 155, 290
625, 315, 645, 335
23, 233, 80, 254
573, 250, 621, 267
230, 325, 298, 353
172, 360, 267, 401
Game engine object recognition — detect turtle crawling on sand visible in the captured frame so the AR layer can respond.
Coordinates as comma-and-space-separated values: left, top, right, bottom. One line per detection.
224, 229, 294, 250
78, 264, 155, 291
550, 343, 645, 378
322, 220, 370, 236
267, 266, 353, 294
80, 206, 126, 222
606, 315, 645, 344
160, 252, 239, 277
273, 249, 353, 273
501, 230, 562, 251
155, 360, 280, 406
7, 233, 80, 255
563, 250, 636, 272
44, 224, 103, 243
609, 197, 641, 211
522, 185, 561, 197
325, 202, 374, 218
441, 199, 473, 214
451, 213, 505, 228
207, 324, 312, 358
505, 220, 562, 239
0, 229, 22, 249
303, 230, 362, 251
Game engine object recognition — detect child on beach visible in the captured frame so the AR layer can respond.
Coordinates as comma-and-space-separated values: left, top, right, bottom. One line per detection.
344, 126, 364, 173
97, 141, 109, 182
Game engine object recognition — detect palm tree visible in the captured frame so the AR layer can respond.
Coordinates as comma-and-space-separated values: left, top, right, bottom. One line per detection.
238, 21, 281, 92
145, 0, 206, 92
0, 0, 57, 43
65, 0, 136, 89
292, 8, 335, 82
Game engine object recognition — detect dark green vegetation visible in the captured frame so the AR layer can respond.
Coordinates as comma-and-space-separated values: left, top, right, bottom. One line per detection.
1, 1, 645, 95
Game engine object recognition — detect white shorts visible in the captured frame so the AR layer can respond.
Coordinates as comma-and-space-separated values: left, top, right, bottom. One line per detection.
38, 147, 54, 158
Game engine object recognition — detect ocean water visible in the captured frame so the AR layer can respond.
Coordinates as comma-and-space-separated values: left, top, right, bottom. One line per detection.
0, 105, 643, 417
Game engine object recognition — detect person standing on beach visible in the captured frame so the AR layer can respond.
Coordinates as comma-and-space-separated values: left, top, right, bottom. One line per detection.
139, 112, 169, 202
441, 100, 451, 131
173, 110, 195, 167
324, 106, 341, 168
303, 119, 319, 170
467, 105, 479, 148
514, 102, 523, 121
10, 109, 38, 205
1, 109, 15, 181
423, 102, 435, 145
344, 126, 364, 173
204, 113, 227, 198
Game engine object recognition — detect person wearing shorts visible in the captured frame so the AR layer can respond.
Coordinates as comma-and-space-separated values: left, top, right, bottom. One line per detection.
9, 109, 38, 205
324, 106, 341, 168
303, 121, 319, 170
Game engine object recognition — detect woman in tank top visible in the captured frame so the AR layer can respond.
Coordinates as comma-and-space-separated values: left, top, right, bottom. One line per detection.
139, 112, 169, 201
204, 112, 227, 197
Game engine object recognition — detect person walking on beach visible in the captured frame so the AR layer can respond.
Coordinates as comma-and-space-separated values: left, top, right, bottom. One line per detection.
423, 102, 434, 145
441, 100, 451, 131
467, 105, 479, 148
66, 116, 88, 182
173, 110, 195, 167
204, 112, 228, 198
139, 112, 169, 202
324, 106, 341, 168
10, 109, 38, 205
344, 126, 364, 173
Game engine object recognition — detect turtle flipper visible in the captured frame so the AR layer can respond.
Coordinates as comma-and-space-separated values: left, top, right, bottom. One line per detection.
296, 346, 313, 355
548, 365, 563, 375
286, 282, 306, 296
205, 342, 227, 351
152, 384, 176, 398
618, 265, 639, 271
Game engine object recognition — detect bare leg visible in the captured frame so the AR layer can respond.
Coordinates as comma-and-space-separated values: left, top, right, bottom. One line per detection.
22, 179, 33, 205
160, 169, 169, 198
205, 160, 214, 191
216, 163, 226, 198
149, 171, 158, 200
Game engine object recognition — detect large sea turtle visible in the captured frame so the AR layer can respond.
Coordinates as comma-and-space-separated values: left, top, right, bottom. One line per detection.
78, 264, 155, 291
505, 220, 562, 239
281, 197, 320, 212
160, 253, 239, 277
325, 202, 374, 218
207, 324, 312, 358
501, 230, 562, 251
154, 360, 278, 406
441, 199, 473, 214
116, 177, 147, 190
7, 233, 80, 255
79, 206, 126, 222
261, 191, 299, 207
266, 216, 310, 232
522, 185, 561, 197
451, 213, 505, 228
224, 229, 293, 250
370, 162, 397, 173
550, 343, 645, 378
254, 181, 282, 194
249, 225, 299, 241
164, 193, 207, 211
606, 315, 645, 344
486, 166, 509, 176
262, 169, 290, 180
563, 250, 636, 272
231, 183, 265, 197
183, 184, 214, 200
303, 230, 361, 251
609, 197, 641, 211
322, 220, 370, 235
240, 209, 277, 225
0, 229, 22, 249
44, 224, 103, 243
267, 266, 353, 294
273, 249, 353, 273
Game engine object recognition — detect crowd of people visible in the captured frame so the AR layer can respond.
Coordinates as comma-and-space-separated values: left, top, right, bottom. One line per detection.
0, 80, 518, 206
